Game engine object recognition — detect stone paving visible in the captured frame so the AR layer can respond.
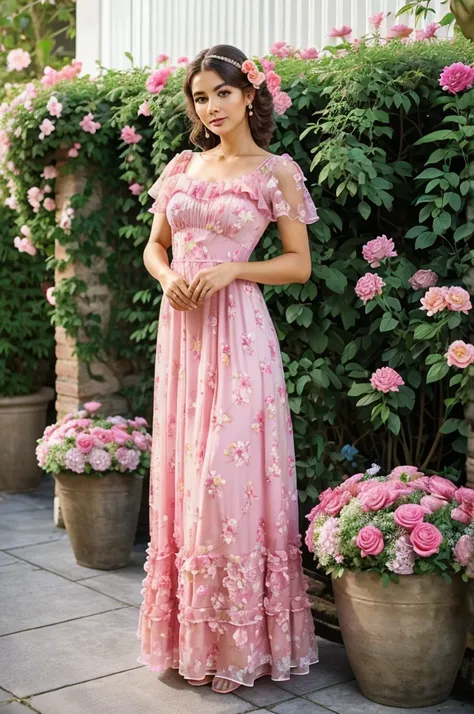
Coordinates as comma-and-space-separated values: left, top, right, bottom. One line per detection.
1, 477, 473, 714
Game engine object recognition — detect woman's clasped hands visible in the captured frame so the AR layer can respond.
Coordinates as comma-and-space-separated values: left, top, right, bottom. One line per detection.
161, 263, 239, 311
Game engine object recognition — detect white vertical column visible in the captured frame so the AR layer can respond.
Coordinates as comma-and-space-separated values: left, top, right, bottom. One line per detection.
76, 0, 101, 76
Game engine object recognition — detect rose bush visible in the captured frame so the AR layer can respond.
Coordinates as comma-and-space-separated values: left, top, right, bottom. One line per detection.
306, 466, 474, 584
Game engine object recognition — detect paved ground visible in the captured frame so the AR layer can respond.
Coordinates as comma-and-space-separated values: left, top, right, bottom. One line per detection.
1, 477, 473, 714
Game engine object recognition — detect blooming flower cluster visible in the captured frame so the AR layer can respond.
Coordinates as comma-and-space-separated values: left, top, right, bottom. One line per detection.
36, 401, 151, 478
306, 468, 474, 581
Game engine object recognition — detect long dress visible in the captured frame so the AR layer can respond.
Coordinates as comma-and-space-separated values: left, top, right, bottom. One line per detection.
137, 149, 319, 687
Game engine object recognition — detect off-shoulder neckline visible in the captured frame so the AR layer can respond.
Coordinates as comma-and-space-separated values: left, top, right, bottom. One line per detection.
177, 149, 286, 184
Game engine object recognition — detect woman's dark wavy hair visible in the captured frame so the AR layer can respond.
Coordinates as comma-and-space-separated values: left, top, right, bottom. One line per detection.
183, 44, 275, 151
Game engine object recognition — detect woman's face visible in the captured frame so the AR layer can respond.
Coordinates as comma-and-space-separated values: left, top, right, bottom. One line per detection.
191, 69, 252, 138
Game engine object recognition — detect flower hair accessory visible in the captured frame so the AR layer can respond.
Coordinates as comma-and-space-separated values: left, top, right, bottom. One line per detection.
207, 54, 266, 89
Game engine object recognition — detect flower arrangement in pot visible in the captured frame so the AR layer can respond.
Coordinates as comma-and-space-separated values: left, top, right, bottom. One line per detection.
36, 401, 151, 570
305, 465, 473, 708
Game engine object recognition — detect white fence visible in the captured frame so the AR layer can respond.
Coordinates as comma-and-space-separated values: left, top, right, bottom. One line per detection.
76, 0, 450, 75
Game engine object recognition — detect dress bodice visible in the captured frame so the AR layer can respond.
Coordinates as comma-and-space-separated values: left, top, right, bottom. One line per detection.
148, 150, 318, 264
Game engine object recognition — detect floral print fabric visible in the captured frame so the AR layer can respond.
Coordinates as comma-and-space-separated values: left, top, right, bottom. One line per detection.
137, 150, 319, 685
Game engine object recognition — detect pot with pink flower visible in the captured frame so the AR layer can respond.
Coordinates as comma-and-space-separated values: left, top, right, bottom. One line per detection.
305, 466, 471, 707
37, 401, 151, 570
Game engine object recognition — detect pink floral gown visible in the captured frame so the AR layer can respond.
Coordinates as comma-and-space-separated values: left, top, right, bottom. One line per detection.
137, 149, 319, 686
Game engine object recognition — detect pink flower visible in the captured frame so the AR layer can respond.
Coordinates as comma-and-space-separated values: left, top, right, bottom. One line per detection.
453, 534, 474, 567
43, 197, 56, 211
39, 118, 55, 140
47, 95, 63, 118
129, 182, 144, 195
428, 475, 457, 501
221, 517, 238, 544
420, 286, 448, 316
423, 22, 440, 39
42, 165, 57, 180
88, 447, 112, 472
265, 70, 281, 96
455, 487, 474, 508
341, 472, 365, 497
299, 47, 319, 60
146, 68, 172, 94
41, 66, 58, 86
76, 433, 94, 454
370, 367, 404, 393
410, 522, 443, 557
420, 495, 447, 513
387, 24, 413, 39
389, 465, 424, 481
359, 483, 388, 512
91, 426, 113, 446
354, 273, 385, 303
65, 447, 85, 473
7, 48, 31, 72
368, 12, 386, 29
46, 286, 56, 306
261, 59, 275, 72
13, 236, 36, 256
155, 53, 169, 64
356, 525, 384, 557
68, 142, 81, 158
317, 517, 344, 563
59, 206, 74, 232
84, 401, 102, 413
20, 225, 31, 238
328, 25, 352, 38
451, 507, 471, 525
322, 487, 352, 516
444, 286, 472, 314
111, 427, 129, 446
408, 269, 438, 290
440, 62, 474, 94
270, 42, 292, 58
27, 186, 44, 211
387, 534, 415, 575
79, 112, 101, 134
137, 101, 151, 117
273, 90, 292, 116
394, 504, 425, 532
445, 340, 474, 369
362, 235, 397, 267
121, 125, 142, 144
177, 56, 189, 65
132, 430, 149, 451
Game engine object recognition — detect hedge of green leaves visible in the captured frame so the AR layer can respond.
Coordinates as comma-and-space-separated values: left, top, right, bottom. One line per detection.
3, 36, 474, 501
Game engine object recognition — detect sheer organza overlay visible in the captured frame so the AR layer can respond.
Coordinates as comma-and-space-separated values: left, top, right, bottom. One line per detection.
138, 150, 319, 685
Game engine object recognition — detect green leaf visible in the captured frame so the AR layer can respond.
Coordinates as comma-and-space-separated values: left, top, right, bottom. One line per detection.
415, 130, 453, 145
415, 232, 437, 250
414, 323, 440, 340
358, 201, 371, 220
380, 313, 399, 332
416, 168, 444, 180
296, 375, 311, 395
356, 392, 381, 407
286, 305, 303, 323
454, 223, 474, 242
426, 361, 449, 384
439, 418, 462, 435
348, 382, 373, 397
342, 341, 358, 364
387, 413, 401, 435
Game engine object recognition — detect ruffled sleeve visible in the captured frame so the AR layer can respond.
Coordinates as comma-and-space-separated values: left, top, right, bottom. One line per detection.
148, 151, 188, 213
265, 155, 318, 224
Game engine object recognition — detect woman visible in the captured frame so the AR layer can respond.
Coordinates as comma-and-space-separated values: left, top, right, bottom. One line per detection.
137, 44, 319, 695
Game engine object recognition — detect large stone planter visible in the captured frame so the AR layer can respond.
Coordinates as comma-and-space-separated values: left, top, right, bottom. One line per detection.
54, 472, 143, 570
0, 387, 55, 492
332, 570, 468, 708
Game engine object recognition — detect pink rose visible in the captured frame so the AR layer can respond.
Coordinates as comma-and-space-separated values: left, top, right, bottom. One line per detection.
79, 112, 101, 134
420, 495, 447, 513
43, 197, 56, 211
428, 475, 457, 501
328, 25, 352, 38
42, 165, 57, 180
408, 476, 432, 492
39, 118, 55, 140
265, 70, 281, 96
120, 125, 142, 144
355, 273, 385, 303
387, 24, 413, 39
111, 426, 130, 445
453, 534, 474, 567
137, 101, 151, 117
408, 269, 438, 290
445, 340, 474, 369
423, 22, 440, 39
388, 465, 424, 481
146, 68, 172, 94
90, 427, 113, 446
47, 95, 63, 118
299, 47, 319, 60
273, 91, 292, 116
14, 236, 36, 256
409, 522, 443, 557
46, 286, 56, 306
444, 286, 472, 314
455, 487, 474, 508
356, 525, 384, 557
7, 48, 31, 72
76, 433, 94, 454
368, 12, 386, 29
84, 401, 102, 413
129, 183, 144, 196
155, 54, 169, 64
341, 472, 365, 497
132, 430, 149, 451
359, 483, 388, 512
394, 504, 425, 531
420, 286, 448, 316
440, 62, 474, 95
370, 367, 404, 393
322, 487, 352, 516
241, 60, 256, 73
451, 507, 471, 525
362, 235, 397, 267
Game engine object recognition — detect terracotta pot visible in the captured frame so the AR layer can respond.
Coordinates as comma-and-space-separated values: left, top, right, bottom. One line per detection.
0, 387, 55, 492
54, 472, 143, 570
332, 570, 468, 708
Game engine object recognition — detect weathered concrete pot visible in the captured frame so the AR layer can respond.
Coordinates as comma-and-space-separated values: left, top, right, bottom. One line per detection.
332, 570, 468, 708
0, 387, 55, 492
54, 472, 143, 570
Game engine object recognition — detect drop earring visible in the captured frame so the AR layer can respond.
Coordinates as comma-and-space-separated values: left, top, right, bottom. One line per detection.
248, 103, 253, 116
204, 126, 209, 138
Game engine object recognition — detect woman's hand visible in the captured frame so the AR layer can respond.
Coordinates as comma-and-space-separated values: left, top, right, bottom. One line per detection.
188, 263, 239, 304
160, 269, 197, 311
